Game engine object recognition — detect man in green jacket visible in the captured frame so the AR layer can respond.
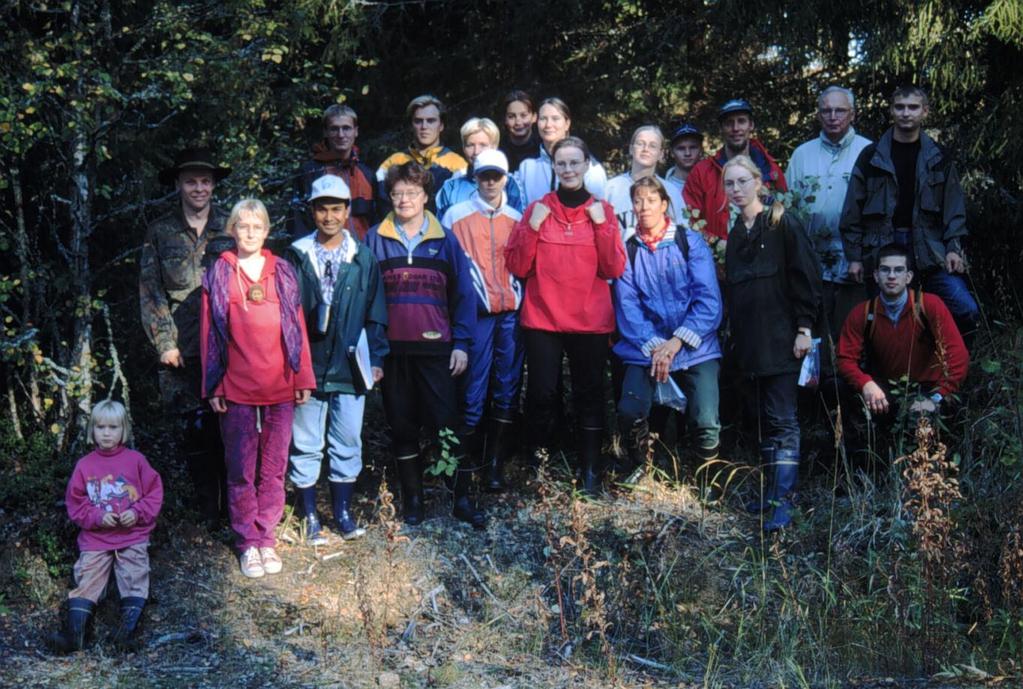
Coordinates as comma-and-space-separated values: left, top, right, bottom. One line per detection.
139, 148, 232, 528
285, 174, 389, 544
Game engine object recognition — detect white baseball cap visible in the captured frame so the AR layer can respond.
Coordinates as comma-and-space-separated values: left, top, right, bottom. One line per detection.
473, 149, 509, 177
308, 174, 351, 203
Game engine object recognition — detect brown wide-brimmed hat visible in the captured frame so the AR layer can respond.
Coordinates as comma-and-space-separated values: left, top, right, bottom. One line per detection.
159, 147, 232, 186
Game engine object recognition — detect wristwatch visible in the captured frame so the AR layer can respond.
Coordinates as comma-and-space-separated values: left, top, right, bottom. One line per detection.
797, 327, 812, 337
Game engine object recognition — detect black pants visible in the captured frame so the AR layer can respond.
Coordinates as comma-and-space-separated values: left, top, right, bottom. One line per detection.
524, 329, 608, 448
382, 353, 460, 458
754, 372, 801, 452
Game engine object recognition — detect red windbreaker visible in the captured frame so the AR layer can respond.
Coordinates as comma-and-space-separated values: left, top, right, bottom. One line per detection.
505, 192, 625, 334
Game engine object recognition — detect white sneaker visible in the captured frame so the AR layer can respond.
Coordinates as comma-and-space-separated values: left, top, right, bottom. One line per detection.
259, 547, 283, 575
240, 547, 265, 578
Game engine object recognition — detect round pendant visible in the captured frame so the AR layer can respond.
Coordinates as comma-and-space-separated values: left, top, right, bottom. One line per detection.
247, 283, 265, 303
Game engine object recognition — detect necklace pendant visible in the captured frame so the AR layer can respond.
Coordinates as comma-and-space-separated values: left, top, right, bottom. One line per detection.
247, 283, 265, 303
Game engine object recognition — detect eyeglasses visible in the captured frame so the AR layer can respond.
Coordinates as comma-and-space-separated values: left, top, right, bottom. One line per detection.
327, 125, 355, 134
389, 190, 423, 201
819, 108, 851, 117
876, 265, 908, 276
723, 177, 754, 190
553, 160, 586, 171
633, 141, 662, 151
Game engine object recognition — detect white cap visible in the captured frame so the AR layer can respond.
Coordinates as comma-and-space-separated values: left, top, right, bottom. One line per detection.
308, 174, 351, 203
473, 149, 509, 177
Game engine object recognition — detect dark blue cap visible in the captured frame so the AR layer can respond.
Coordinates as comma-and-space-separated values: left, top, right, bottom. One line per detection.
670, 123, 703, 142
718, 98, 754, 120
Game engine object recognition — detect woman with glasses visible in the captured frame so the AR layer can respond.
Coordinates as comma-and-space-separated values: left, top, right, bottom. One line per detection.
365, 162, 484, 529
515, 98, 608, 206
506, 136, 625, 495
604, 125, 665, 236
722, 155, 821, 532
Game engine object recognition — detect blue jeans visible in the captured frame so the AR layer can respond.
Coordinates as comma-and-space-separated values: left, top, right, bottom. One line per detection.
289, 392, 365, 488
463, 311, 523, 429
618, 359, 721, 451
920, 269, 979, 336
755, 372, 800, 452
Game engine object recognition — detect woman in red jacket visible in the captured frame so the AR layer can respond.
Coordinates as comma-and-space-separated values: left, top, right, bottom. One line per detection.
505, 136, 626, 494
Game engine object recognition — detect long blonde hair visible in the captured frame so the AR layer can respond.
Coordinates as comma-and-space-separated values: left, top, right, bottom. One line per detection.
722, 155, 785, 227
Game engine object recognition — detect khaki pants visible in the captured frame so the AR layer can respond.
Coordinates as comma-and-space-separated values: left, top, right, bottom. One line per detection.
69, 543, 150, 603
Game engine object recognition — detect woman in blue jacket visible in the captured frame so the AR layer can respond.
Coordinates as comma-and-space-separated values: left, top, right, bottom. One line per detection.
613, 177, 723, 486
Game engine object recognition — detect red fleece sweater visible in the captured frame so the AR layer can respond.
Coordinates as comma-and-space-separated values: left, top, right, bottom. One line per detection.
836, 291, 969, 396
66, 446, 163, 552
201, 250, 315, 404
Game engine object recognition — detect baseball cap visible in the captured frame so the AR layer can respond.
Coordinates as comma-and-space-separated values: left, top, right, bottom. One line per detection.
308, 174, 351, 203
718, 98, 754, 120
670, 123, 703, 143
473, 149, 509, 177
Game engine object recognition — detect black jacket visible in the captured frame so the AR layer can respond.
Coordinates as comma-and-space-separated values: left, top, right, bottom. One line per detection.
284, 233, 389, 395
725, 210, 822, 377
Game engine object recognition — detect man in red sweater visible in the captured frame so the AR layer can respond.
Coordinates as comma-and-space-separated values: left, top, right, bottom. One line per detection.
837, 244, 969, 418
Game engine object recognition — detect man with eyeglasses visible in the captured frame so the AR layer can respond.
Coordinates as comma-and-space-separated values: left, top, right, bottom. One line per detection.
840, 85, 979, 343
836, 243, 968, 420
683, 98, 787, 253
787, 86, 872, 345
290, 105, 377, 240
376, 94, 468, 215
285, 174, 388, 545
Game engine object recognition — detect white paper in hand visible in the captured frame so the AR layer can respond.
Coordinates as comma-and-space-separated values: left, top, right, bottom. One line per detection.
354, 329, 374, 391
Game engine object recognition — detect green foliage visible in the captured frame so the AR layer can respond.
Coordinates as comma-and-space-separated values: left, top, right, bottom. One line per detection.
426, 426, 461, 477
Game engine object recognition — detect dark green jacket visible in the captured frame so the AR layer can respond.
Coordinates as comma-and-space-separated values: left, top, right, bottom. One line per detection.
285, 233, 389, 395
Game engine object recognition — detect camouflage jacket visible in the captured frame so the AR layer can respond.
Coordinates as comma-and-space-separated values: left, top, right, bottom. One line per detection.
139, 205, 230, 359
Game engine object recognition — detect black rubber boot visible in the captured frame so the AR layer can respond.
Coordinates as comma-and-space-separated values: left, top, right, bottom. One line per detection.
296, 485, 327, 546
109, 596, 146, 649
48, 597, 94, 654
396, 453, 425, 526
763, 449, 800, 532
330, 481, 366, 540
578, 426, 605, 497
615, 418, 649, 482
483, 413, 515, 493
694, 443, 723, 503
746, 443, 776, 513
449, 454, 486, 530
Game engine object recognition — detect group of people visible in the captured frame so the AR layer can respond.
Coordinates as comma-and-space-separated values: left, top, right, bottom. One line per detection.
49, 83, 976, 653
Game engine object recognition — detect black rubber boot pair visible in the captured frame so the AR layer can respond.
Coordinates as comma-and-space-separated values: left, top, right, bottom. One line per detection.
109, 597, 147, 649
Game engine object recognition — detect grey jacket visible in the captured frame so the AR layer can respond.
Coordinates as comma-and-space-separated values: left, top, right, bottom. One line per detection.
840, 129, 967, 272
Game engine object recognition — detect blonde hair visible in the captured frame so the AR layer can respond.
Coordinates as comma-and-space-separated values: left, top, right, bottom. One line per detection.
629, 125, 664, 149
722, 155, 785, 227
225, 198, 271, 239
87, 399, 131, 447
406, 94, 446, 121
460, 117, 500, 147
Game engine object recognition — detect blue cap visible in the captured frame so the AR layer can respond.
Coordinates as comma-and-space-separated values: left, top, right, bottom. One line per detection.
670, 123, 703, 143
718, 98, 754, 120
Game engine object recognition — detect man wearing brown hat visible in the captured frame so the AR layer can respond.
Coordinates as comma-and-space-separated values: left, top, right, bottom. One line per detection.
139, 148, 232, 528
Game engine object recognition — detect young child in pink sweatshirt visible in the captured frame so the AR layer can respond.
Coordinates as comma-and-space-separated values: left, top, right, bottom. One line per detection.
49, 400, 163, 653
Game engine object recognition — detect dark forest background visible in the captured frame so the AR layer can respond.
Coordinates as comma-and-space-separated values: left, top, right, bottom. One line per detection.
2, 1, 1023, 682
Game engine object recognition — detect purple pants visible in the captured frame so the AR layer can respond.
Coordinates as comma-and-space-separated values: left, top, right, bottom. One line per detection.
220, 401, 294, 551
